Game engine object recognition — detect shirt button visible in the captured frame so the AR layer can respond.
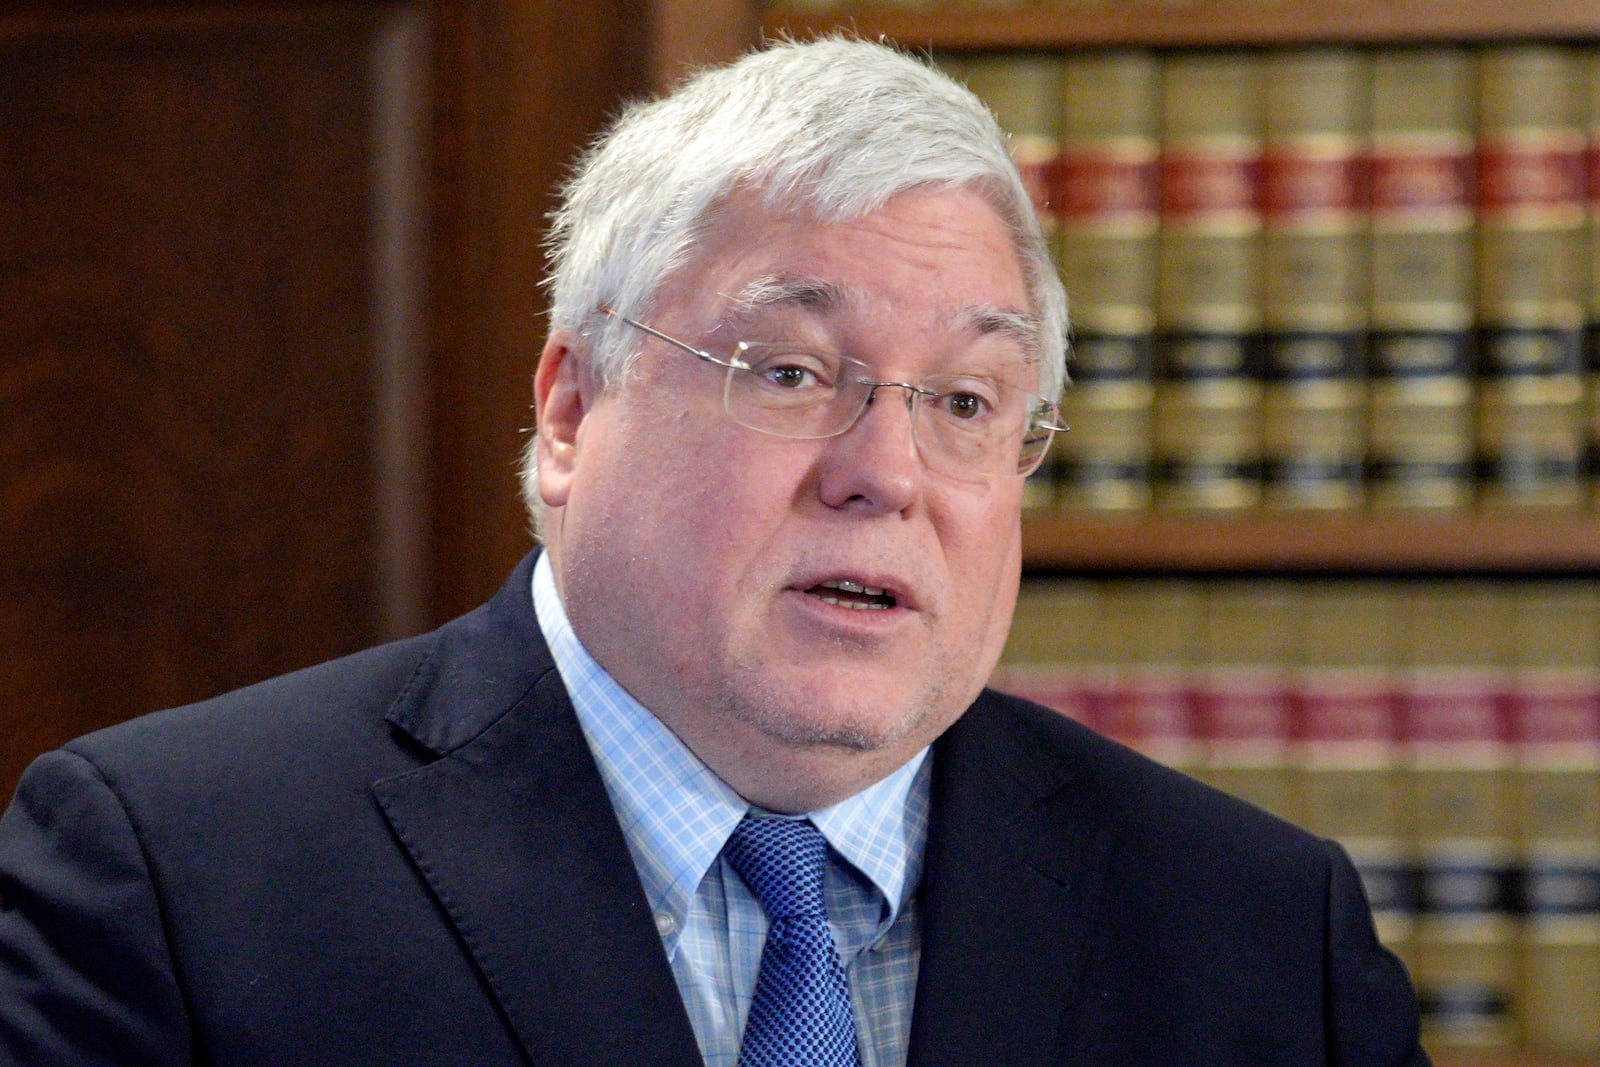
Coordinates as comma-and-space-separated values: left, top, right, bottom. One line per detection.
654, 912, 678, 937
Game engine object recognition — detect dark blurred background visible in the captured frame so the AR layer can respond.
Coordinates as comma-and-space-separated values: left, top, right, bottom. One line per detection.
0, 0, 756, 801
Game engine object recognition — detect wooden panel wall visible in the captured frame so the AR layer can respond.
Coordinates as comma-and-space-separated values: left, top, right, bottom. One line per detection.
425, 0, 755, 618
0, 0, 751, 800
428, 0, 655, 618
0, 5, 427, 795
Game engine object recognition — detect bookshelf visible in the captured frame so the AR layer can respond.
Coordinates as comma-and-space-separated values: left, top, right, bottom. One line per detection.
746, 6, 1600, 1066
762, 0, 1600, 50
1022, 511, 1600, 573
757, 0, 1600, 585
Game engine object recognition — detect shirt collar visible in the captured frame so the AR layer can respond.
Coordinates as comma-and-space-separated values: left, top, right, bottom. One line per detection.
532, 552, 929, 946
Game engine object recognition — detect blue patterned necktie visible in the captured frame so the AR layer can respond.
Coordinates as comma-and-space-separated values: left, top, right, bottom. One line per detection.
724, 816, 864, 1067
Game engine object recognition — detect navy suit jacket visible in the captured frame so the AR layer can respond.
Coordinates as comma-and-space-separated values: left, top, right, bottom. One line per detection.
0, 553, 1427, 1065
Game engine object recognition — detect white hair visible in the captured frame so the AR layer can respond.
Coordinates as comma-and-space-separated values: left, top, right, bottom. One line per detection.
520, 35, 1069, 525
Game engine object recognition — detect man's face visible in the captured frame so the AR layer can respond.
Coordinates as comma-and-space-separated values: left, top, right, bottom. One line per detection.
537, 186, 1035, 811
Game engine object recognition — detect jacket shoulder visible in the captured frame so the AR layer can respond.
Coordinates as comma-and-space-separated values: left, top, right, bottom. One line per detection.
967, 687, 1328, 865
65, 630, 438, 789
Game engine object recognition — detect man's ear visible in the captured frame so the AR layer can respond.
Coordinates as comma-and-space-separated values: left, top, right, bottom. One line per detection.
533, 331, 595, 509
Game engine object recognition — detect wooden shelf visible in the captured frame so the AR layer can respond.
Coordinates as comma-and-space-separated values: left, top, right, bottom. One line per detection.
763, 0, 1600, 50
1021, 511, 1600, 573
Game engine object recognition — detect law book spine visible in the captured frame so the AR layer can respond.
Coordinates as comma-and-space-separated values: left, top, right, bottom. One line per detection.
962, 52, 1067, 513
993, 578, 1109, 733
1053, 48, 1162, 512
1366, 47, 1478, 511
1294, 583, 1415, 962
1475, 44, 1588, 510
1586, 51, 1600, 510
1095, 579, 1203, 773
1403, 585, 1519, 1054
1259, 48, 1369, 511
1153, 51, 1265, 511
1193, 581, 1301, 822
1509, 584, 1600, 1058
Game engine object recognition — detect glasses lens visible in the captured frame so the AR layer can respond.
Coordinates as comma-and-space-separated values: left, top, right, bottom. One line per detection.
916, 376, 1058, 481
723, 344, 865, 439
722, 344, 1061, 481
1016, 417, 1059, 476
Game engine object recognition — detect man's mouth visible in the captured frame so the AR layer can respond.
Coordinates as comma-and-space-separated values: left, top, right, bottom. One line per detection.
805, 578, 898, 611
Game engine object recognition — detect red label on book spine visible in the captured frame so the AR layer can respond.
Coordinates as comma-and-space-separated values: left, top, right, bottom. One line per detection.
1099, 669, 1197, 759
991, 664, 1112, 732
1056, 147, 1159, 222
1507, 673, 1600, 744
1263, 147, 1364, 220
1588, 138, 1600, 208
1369, 139, 1473, 221
1197, 670, 1295, 741
1404, 674, 1511, 744
1297, 673, 1402, 743
1160, 145, 1261, 220
1477, 133, 1586, 218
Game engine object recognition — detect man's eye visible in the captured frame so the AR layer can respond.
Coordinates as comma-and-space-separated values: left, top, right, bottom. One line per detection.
939, 391, 991, 420
765, 364, 817, 389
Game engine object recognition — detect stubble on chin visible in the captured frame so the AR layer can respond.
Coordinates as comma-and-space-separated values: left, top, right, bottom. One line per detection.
717, 658, 960, 755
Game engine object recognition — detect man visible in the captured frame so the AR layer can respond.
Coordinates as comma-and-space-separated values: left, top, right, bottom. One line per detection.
0, 36, 1426, 1066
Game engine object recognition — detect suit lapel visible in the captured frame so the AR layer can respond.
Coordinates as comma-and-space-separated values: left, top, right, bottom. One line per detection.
907, 693, 1119, 1067
370, 554, 703, 1067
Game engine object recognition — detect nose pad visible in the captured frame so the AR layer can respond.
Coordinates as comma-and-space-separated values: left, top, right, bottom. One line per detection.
857, 382, 921, 435
862, 382, 918, 410
860, 381, 923, 424
819, 381, 925, 511
848, 381, 925, 468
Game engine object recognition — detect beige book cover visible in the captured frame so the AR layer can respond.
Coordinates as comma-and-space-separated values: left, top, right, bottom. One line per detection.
1095, 579, 1204, 772
1402, 584, 1519, 1053
1055, 49, 1161, 511
1475, 44, 1587, 510
1193, 581, 1301, 822
1587, 50, 1600, 509
1509, 583, 1600, 1056
1366, 48, 1477, 511
1260, 49, 1369, 511
1294, 583, 1414, 958
1154, 51, 1264, 512
995, 579, 1111, 732
963, 52, 1067, 512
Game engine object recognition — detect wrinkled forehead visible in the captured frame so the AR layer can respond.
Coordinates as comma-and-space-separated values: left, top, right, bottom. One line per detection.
648, 188, 1044, 374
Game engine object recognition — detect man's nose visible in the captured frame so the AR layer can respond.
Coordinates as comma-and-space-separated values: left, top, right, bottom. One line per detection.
815, 380, 924, 512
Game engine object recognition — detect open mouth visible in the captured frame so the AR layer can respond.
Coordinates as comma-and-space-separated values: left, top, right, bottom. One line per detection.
805, 578, 898, 611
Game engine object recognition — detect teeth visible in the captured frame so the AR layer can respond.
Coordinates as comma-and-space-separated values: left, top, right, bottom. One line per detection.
812, 578, 893, 610
821, 579, 887, 597
813, 594, 889, 610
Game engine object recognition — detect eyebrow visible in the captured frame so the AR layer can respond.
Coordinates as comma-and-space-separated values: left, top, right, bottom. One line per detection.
722, 274, 844, 318
964, 306, 1041, 361
720, 273, 1041, 358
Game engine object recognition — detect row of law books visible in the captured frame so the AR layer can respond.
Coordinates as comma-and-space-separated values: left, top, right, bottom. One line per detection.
772, 1, 1271, 10
940, 43, 1600, 514
994, 576, 1600, 1057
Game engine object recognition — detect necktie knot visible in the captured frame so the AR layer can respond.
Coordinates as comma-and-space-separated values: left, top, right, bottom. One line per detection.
723, 815, 863, 1067
724, 816, 830, 921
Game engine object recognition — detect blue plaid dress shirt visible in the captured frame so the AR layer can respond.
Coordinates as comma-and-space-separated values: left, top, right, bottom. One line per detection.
532, 554, 930, 1067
